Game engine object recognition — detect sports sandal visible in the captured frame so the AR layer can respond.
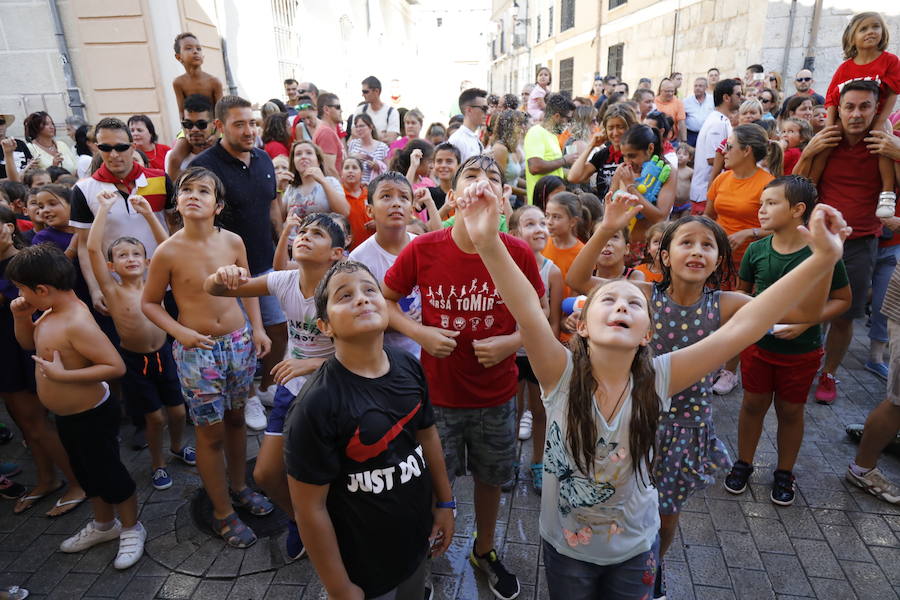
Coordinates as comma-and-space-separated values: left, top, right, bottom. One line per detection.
211, 511, 257, 548
230, 487, 274, 516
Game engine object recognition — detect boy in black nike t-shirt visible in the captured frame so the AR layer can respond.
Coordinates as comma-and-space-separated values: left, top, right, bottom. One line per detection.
284, 261, 454, 599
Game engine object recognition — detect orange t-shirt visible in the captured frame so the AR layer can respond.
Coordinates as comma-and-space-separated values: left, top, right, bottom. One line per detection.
635, 263, 663, 283
654, 96, 686, 136
344, 186, 372, 250
707, 168, 774, 266
542, 237, 585, 301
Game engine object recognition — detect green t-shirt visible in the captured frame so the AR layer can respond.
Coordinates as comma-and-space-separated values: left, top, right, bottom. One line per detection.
739, 236, 849, 354
523, 124, 564, 205
441, 214, 508, 232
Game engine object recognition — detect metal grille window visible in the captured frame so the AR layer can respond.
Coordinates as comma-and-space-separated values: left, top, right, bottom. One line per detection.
548, 7, 553, 38
561, 0, 575, 31
607, 43, 624, 79
609, 0, 627, 9
559, 57, 574, 97
271, 0, 301, 82
536, 14, 541, 41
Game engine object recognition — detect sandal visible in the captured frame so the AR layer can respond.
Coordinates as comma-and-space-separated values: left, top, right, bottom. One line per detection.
211, 511, 257, 548
13, 480, 65, 514
46, 494, 87, 518
230, 487, 274, 516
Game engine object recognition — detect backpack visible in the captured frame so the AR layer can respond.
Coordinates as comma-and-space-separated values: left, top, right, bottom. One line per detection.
346, 103, 394, 134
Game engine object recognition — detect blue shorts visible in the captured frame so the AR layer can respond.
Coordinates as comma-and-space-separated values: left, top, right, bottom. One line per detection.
253, 269, 287, 327
172, 325, 256, 426
264, 385, 296, 436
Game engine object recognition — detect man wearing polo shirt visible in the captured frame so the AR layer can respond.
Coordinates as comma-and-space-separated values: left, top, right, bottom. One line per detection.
794, 81, 888, 403
191, 96, 287, 429
448, 88, 488, 162
684, 77, 713, 148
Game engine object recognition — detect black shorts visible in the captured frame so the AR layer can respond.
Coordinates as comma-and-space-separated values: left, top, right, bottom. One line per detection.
121, 343, 183, 413
516, 355, 538, 385
842, 235, 878, 320
56, 395, 136, 504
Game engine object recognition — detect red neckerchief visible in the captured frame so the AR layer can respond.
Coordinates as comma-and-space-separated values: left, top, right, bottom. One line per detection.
608, 146, 623, 163
92, 162, 145, 188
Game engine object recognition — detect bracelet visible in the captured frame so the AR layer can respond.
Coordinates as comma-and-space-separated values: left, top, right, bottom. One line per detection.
435, 499, 457, 509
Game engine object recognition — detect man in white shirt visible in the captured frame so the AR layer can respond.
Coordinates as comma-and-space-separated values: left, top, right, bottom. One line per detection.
354, 76, 400, 143
690, 79, 743, 213
447, 88, 488, 162
683, 77, 714, 147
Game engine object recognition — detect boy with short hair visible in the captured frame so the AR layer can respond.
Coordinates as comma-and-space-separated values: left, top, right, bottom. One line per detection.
204, 212, 345, 560
8, 244, 144, 569
87, 190, 195, 491
384, 155, 545, 600
349, 172, 422, 357
142, 167, 273, 548
284, 260, 454, 599
727, 175, 851, 506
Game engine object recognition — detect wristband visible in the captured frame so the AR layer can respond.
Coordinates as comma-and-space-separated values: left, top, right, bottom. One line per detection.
435, 499, 457, 509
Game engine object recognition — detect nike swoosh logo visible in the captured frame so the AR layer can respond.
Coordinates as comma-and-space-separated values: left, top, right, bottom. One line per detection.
345, 402, 421, 463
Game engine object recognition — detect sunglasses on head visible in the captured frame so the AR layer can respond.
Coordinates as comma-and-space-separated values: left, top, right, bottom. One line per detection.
97, 143, 131, 153
181, 119, 209, 130
796, 77, 812, 82
298, 103, 314, 111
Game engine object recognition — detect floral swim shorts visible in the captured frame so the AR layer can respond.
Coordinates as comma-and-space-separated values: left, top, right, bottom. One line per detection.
172, 325, 257, 426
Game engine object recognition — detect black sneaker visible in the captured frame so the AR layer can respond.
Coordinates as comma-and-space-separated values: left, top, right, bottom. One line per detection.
653, 563, 666, 599
724, 460, 753, 494
469, 544, 520, 600
771, 469, 795, 506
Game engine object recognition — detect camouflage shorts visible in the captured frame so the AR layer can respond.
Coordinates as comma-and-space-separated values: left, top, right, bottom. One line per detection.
433, 399, 516, 487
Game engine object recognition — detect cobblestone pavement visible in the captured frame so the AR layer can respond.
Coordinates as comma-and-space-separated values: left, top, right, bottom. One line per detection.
1, 323, 899, 599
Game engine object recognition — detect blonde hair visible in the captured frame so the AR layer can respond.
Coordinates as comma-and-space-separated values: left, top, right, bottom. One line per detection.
739, 99, 764, 116
767, 71, 783, 92
843, 12, 889, 59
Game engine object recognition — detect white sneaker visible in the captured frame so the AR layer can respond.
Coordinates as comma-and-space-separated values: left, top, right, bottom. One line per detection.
244, 396, 267, 431
846, 465, 900, 504
114, 522, 146, 569
60, 519, 121, 553
876, 192, 896, 219
712, 369, 739, 395
257, 385, 276, 408
518, 410, 533, 441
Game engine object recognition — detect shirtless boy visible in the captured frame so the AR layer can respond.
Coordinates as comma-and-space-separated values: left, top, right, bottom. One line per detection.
141, 166, 273, 548
9, 244, 144, 570
87, 191, 195, 491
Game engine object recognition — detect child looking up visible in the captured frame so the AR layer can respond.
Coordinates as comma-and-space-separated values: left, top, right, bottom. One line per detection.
349, 172, 422, 358
673, 144, 694, 220
141, 167, 273, 548
543, 192, 586, 300
729, 176, 850, 505
205, 212, 345, 561
509, 204, 563, 493
634, 220, 666, 283
341, 157, 372, 250
458, 183, 848, 599
284, 261, 454, 599
87, 191, 195, 492
9, 245, 143, 569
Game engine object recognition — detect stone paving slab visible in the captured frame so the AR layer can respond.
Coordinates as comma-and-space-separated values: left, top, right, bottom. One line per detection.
1, 323, 899, 598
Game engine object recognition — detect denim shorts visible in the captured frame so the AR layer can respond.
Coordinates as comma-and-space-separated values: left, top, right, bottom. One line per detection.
172, 325, 256, 426
433, 399, 516, 487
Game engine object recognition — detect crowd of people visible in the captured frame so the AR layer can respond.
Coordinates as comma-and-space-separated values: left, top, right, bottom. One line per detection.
0, 10, 899, 600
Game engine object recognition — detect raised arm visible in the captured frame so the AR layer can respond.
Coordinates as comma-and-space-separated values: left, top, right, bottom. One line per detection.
130, 194, 170, 246
273, 213, 301, 271
567, 132, 603, 183
204, 265, 270, 298
456, 180, 567, 389
85, 191, 120, 295
10, 297, 37, 350
413, 188, 442, 232
668, 204, 849, 395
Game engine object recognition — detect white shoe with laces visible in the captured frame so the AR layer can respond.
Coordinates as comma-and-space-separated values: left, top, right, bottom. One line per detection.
518, 410, 533, 441
712, 369, 739, 395
60, 519, 122, 553
244, 396, 267, 431
114, 522, 146, 569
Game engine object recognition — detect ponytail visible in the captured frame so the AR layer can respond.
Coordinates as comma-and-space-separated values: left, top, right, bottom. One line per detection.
622, 124, 664, 162
765, 140, 784, 177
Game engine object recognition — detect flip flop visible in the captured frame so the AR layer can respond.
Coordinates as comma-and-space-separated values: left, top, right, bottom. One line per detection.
46, 494, 87, 518
13, 480, 65, 515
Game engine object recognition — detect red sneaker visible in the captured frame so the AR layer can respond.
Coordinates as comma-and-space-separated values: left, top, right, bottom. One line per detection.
814, 372, 837, 404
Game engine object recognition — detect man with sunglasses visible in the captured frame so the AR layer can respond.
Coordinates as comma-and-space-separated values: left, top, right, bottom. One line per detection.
0, 113, 33, 180
352, 76, 400, 143
314, 92, 344, 176
165, 93, 217, 181
448, 87, 489, 163
780, 68, 825, 115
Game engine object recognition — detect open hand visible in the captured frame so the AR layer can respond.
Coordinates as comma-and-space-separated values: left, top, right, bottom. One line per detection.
429, 507, 455, 558
600, 191, 642, 233
176, 328, 214, 350
772, 323, 810, 340
805, 126, 842, 156
33, 350, 67, 381
270, 358, 322, 385
252, 328, 271, 358
865, 129, 900, 161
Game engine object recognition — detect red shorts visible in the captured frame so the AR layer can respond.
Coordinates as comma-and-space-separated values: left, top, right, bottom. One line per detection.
690, 201, 707, 215
740, 344, 823, 403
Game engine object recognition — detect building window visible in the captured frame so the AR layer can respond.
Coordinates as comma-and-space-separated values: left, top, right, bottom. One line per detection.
536, 15, 541, 41
561, 0, 575, 31
500, 22, 505, 53
548, 7, 553, 38
609, 0, 627, 9
492, 39, 496, 60
559, 57, 574, 97
607, 43, 624, 79
271, 0, 301, 81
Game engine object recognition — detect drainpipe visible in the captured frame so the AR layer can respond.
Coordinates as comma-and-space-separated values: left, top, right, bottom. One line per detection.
780, 0, 798, 78
594, 0, 602, 76
48, 0, 85, 117
803, 0, 824, 72
669, 1, 680, 77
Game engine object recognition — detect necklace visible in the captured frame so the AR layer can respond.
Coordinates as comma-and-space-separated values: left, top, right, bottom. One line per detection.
597, 379, 631, 423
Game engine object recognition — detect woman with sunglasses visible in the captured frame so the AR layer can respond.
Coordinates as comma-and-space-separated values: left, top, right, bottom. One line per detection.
127, 115, 170, 171
758, 88, 780, 120
23, 111, 77, 174
766, 72, 784, 94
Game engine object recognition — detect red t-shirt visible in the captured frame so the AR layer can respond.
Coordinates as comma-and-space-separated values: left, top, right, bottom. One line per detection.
783, 147, 802, 175
818, 138, 882, 239
144, 144, 171, 171
264, 140, 289, 159
825, 52, 900, 113
384, 228, 545, 409
314, 124, 344, 173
